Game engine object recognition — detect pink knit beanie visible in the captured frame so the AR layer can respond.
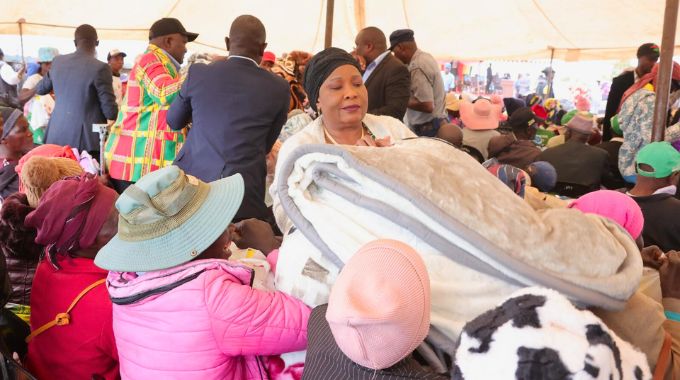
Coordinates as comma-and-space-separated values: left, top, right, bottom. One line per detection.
326, 239, 431, 370
568, 190, 644, 239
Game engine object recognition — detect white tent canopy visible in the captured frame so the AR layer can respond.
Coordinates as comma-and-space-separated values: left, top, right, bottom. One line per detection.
1, 0, 679, 61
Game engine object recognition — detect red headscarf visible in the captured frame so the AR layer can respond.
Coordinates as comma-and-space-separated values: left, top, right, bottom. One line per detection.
618, 62, 680, 112
25, 174, 117, 267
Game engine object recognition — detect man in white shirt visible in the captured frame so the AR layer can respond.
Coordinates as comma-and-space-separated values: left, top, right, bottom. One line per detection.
107, 49, 127, 106
0, 49, 25, 108
390, 29, 446, 137
441, 62, 455, 93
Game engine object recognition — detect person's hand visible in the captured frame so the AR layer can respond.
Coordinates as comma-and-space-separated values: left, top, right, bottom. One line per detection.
641, 245, 667, 270
375, 136, 392, 147
355, 135, 378, 147
659, 250, 680, 299
232, 218, 281, 254
355, 135, 392, 147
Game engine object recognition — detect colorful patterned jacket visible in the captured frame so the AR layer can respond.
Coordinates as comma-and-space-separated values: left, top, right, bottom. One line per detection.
104, 44, 185, 182
618, 85, 680, 178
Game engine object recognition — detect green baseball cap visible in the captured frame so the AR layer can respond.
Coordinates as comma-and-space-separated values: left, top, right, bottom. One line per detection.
636, 142, 680, 178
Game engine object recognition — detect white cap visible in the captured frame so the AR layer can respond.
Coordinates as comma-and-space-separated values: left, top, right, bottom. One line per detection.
107, 49, 127, 61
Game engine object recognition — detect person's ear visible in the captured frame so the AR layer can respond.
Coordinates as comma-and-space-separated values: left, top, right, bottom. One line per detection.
259, 42, 268, 57
225, 37, 231, 51
316, 101, 322, 114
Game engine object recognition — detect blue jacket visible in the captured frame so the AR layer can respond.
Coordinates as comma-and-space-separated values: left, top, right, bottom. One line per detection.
168, 57, 289, 222
37, 50, 118, 152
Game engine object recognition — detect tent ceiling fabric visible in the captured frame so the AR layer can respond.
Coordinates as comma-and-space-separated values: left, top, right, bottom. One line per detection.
1, 0, 678, 61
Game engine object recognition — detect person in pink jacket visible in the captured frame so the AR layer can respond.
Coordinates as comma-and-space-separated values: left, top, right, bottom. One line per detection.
95, 165, 310, 380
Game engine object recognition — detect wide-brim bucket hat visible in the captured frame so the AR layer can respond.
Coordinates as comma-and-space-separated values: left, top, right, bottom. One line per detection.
95, 166, 244, 272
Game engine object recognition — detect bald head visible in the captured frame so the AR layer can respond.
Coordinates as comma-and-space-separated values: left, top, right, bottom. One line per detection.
226, 15, 267, 62
436, 123, 463, 147
74, 24, 98, 51
355, 27, 387, 64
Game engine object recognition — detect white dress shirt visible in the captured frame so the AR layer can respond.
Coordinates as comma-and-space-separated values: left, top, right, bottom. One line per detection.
362, 50, 390, 82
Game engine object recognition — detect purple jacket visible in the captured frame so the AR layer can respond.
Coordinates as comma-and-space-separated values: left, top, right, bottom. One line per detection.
106, 258, 310, 380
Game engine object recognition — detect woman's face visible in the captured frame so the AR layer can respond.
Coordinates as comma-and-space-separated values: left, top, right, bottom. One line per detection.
199, 224, 237, 261
317, 64, 368, 130
1, 116, 33, 156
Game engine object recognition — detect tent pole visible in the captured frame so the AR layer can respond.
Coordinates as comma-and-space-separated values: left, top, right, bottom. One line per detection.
652, 0, 679, 142
324, 0, 335, 48
18, 18, 26, 63
354, 0, 366, 31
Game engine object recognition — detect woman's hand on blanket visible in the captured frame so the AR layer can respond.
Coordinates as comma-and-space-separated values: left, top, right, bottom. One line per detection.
659, 250, 680, 299
232, 218, 282, 255
641, 245, 667, 270
355, 135, 392, 147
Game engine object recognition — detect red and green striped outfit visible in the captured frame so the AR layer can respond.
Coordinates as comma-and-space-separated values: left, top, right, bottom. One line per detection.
104, 44, 185, 182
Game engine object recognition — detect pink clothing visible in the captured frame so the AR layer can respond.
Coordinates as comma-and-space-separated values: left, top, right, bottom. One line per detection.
568, 190, 644, 239
26, 257, 119, 380
107, 258, 310, 380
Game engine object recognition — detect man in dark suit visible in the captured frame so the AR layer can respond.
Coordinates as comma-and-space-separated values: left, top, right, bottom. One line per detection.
167, 15, 289, 224
36, 24, 118, 156
354, 27, 410, 120
537, 112, 613, 198
602, 43, 659, 141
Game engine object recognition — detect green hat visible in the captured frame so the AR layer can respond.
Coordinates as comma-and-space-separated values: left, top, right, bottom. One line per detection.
95, 166, 244, 272
610, 115, 622, 136
636, 142, 680, 178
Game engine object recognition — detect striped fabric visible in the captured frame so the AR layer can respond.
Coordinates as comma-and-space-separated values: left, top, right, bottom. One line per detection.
104, 44, 185, 182
302, 305, 447, 380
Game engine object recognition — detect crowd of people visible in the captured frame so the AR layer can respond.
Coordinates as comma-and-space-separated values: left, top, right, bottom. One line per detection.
0, 12, 678, 380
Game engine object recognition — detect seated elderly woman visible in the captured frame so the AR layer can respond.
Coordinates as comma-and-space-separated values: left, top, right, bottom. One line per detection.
23, 174, 119, 380
0, 107, 34, 203
271, 47, 415, 233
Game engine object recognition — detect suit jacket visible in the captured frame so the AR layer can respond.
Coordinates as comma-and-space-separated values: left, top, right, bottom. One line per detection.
167, 57, 289, 222
595, 139, 626, 189
603, 71, 635, 141
37, 51, 117, 152
365, 53, 410, 121
537, 140, 612, 197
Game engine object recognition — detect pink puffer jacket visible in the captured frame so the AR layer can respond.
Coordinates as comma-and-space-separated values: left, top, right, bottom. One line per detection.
106, 258, 310, 380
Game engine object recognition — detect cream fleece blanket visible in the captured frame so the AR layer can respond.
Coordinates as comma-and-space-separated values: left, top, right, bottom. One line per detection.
274, 138, 642, 340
